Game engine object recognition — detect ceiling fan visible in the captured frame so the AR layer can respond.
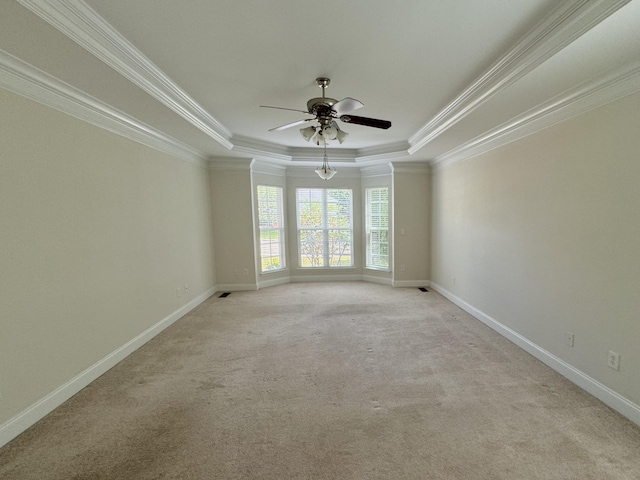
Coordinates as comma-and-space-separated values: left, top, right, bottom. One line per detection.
260, 77, 391, 146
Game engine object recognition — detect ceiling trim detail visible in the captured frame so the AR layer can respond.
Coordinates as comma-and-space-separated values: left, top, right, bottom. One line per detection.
407, 0, 631, 155
0, 48, 208, 166
17, 0, 234, 150
432, 63, 640, 170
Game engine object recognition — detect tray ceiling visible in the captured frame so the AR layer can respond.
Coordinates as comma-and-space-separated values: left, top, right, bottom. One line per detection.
1, 0, 639, 167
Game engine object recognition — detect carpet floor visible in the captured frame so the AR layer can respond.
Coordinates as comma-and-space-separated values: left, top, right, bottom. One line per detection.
1, 282, 639, 479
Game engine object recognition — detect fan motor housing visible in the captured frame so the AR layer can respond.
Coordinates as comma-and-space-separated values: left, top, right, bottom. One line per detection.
307, 97, 338, 117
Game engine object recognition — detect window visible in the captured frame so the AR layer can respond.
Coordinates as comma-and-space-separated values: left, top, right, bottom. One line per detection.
296, 188, 353, 268
365, 187, 389, 270
257, 185, 286, 272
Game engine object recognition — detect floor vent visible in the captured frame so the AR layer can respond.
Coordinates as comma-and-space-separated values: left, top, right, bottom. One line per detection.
418, 287, 429, 292
219, 292, 231, 298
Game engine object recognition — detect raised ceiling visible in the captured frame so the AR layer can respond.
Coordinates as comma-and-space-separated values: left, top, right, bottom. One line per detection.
1, 0, 639, 167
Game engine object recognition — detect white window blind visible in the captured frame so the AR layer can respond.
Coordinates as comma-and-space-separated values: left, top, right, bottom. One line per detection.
257, 185, 286, 272
365, 187, 389, 270
296, 188, 353, 268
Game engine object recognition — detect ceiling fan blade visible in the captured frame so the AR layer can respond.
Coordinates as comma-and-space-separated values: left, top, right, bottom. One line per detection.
332, 97, 364, 115
339, 115, 391, 129
260, 105, 312, 114
269, 118, 315, 131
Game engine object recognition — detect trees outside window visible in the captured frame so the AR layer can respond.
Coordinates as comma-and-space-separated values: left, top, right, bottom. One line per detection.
296, 188, 353, 268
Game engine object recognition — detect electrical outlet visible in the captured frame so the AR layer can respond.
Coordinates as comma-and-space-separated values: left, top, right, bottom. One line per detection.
176, 287, 182, 298
234, 269, 240, 277
184, 283, 188, 293
243, 268, 249, 276
607, 351, 620, 371
400, 264, 405, 271
565, 332, 574, 347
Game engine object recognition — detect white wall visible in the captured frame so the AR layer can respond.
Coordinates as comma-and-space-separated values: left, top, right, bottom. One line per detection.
431, 92, 640, 409
0, 88, 216, 440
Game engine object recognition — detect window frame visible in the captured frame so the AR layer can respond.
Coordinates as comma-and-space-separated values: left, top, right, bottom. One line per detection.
296, 188, 354, 268
365, 186, 390, 271
256, 185, 286, 273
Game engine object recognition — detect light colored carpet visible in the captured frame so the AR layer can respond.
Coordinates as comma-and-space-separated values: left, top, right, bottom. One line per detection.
1, 282, 639, 479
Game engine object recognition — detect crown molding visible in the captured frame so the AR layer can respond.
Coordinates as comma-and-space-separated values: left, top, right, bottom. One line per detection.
432, 63, 640, 170
231, 136, 411, 165
390, 162, 431, 175
408, 0, 631, 155
289, 147, 356, 163
355, 142, 411, 163
250, 160, 287, 176
17, 0, 233, 150
231, 135, 293, 162
0, 48, 208, 166
286, 166, 362, 179
360, 164, 393, 178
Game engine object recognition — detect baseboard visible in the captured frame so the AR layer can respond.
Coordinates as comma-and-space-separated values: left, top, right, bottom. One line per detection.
392, 279, 431, 288
361, 274, 393, 286
257, 275, 291, 290
290, 274, 363, 283
430, 283, 640, 427
0, 287, 216, 449
214, 283, 258, 292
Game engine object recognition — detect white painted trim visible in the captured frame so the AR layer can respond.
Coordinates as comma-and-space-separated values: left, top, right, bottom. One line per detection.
257, 275, 291, 290
231, 136, 292, 162
360, 164, 393, 178
214, 283, 258, 292
290, 274, 363, 283
433, 64, 640, 169
0, 287, 216, 449
0, 48, 208, 167
390, 162, 431, 175
362, 274, 393, 286
285, 166, 363, 179
17, 0, 233, 150
392, 279, 431, 288
355, 142, 411, 162
408, 0, 631, 155
250, 160, 287, 176
430, 283, 640, 427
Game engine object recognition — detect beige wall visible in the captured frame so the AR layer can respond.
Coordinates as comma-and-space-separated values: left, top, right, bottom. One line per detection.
431, 92, 640, 405
0, 89, 216, 424
210, 161, 257, 289
393, 165, 430, 286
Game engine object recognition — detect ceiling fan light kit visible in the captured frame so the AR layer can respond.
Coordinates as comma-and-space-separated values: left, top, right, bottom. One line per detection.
262, 77, 391, 179
315, 144, 337, 181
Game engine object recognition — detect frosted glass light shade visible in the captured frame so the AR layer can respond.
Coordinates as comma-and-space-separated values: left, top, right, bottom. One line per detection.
315, 164, 337, 180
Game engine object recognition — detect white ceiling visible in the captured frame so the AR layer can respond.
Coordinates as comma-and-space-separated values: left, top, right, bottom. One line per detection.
2, 0, 639, 167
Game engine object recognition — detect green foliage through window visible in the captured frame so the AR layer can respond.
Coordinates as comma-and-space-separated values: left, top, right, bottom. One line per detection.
366, 187, 389, 270
257, 185, 286, 272
296, 188, 353, 268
